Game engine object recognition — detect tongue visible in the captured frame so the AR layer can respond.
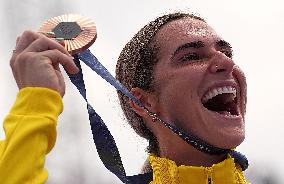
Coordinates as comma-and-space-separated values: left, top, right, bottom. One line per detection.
218, 111, 231, 116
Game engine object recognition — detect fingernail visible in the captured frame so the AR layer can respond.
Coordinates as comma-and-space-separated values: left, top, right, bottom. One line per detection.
55, 37, 64, 42
60, 41, 65, 46
47, 31, 55, 36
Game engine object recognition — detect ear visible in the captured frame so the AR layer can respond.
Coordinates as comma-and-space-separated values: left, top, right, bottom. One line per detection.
129, 87, 158, 119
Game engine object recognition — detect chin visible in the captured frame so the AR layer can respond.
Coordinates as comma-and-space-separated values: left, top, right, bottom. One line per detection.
212, 128, 246, 149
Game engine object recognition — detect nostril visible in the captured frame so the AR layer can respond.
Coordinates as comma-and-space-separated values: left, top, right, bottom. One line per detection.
211, 64, 227, 73
216, 68, 226, 73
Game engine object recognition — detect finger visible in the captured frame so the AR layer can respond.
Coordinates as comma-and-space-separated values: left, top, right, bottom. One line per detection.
10, 32, 40, 87
38, 31, 56, 38
10, 36, 23, 66
16, 36, 21, 46
15, 30, 41, 53
24, 35, 70, 57
11, 31, 41, 66
38, 32, 65, 46
10, 35, 22, 65
51, 37, 65, 47
55, 69, 66, 97
38, 31, 65, 48
39, 49, 79, 74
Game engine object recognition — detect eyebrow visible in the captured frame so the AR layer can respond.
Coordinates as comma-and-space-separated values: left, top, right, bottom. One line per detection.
216, 40, 232, 48
173, 41, 205, 56
172, 39, 232, 57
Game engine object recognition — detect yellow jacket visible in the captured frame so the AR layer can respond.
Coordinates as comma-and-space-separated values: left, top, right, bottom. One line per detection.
0, 87, 62, 184
149, 154, 249, 184
0, 87, 249, 184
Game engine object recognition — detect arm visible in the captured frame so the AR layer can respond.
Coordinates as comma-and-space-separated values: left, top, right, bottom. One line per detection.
0, 30, 78, 183
0, 87, 62, 183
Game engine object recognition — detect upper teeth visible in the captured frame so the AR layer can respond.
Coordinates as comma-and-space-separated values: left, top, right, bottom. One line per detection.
202, 86, 237, 103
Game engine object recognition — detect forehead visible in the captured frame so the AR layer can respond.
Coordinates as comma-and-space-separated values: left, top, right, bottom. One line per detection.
154, 17, 220, 56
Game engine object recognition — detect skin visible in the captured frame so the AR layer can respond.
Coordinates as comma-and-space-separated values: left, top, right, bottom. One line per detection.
131, 18, 247, 167
10, 20, 246, 168
10, 30, 79, 96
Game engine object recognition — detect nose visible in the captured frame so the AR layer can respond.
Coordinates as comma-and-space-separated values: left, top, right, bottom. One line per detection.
209, 51, 235, 75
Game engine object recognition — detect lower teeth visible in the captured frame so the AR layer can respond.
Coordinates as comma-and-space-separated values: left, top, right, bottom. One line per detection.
218, 111, 231, 116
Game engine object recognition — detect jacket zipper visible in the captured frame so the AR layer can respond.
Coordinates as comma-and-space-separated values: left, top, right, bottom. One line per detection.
205, 167, 213, 184
208, 177, 212, 184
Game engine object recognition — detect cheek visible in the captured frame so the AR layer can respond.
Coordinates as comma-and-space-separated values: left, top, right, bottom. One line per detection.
153, 62, 209, 107
155, 74, 201, 115
155, 65, 206, 99
233, 66, 247, 114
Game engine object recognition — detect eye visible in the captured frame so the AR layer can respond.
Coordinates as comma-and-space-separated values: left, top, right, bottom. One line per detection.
179, 53, 200, 62
221, 50, 233, 59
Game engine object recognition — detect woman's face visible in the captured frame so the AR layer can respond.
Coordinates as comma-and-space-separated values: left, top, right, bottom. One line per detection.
151, 17, 247, 149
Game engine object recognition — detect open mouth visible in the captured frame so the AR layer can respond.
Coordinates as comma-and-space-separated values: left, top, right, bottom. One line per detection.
201, 86, 239, 116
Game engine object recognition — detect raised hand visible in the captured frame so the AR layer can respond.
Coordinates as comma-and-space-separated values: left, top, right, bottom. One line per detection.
10, 30, 79, 97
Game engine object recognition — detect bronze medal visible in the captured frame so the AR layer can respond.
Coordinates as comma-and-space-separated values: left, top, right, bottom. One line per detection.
39, 14, 97, 55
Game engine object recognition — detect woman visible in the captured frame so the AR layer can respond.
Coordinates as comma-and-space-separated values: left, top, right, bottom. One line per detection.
116, 12, 249, 183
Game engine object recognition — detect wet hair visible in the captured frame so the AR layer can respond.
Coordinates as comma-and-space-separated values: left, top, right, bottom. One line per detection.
116, 12, 205, 155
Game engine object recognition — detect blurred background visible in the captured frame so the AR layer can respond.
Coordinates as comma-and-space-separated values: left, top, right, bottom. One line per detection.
0, 0, 283, 183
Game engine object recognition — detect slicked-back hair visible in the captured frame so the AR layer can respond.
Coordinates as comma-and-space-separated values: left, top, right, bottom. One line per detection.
116, 12, 205, 155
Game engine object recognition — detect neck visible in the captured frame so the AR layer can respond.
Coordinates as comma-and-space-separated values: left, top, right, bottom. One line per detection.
157, 131, 227, 167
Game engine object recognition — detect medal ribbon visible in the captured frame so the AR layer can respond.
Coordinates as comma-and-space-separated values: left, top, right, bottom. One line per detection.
66, 49, 248, 183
